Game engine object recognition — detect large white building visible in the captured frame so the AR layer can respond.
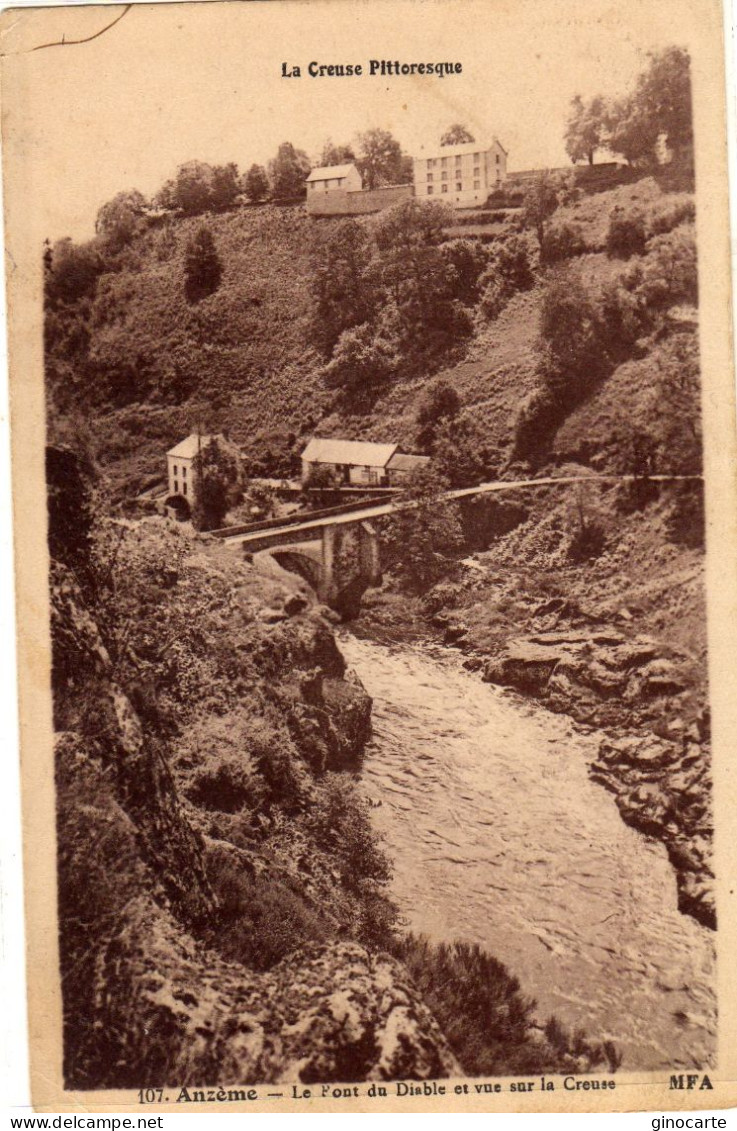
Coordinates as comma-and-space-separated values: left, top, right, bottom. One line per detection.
412, 139, 507, 207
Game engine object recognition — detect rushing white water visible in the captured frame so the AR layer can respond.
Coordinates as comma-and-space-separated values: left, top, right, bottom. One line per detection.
339, 633, 716, 1071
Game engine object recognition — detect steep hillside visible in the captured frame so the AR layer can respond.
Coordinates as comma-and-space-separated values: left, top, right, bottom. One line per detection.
46, 171, 697, 499
51, 448, 618, 1087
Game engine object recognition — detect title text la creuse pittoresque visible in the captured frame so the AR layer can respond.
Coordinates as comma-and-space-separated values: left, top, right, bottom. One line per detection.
281, 60, 463, 78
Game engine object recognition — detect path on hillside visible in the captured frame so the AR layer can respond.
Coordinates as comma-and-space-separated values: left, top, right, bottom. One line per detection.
222, 473, 702, 548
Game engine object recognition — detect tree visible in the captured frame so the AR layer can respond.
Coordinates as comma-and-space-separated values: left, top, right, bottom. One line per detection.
268, 142, 310, 200
95, 190, 148, 252
595, 47, 692, 166
45, 238, 104, 307
209, 163, 241, 211
432, 415, 499, 487
370, 199, 463, 346
320, 139, 356, 166
564, 95, 608, 165
184, 225, 222, 302
242, 164, 269, 202
381, 467, 464, 592
521, 172, 561, 248
416, 378, 462, 451
323, 321, 399, 396
309, 219, 375, 355
169, 161, 216, 215
440, 124, 475, 146
355, 127, 404, 190
538, 265, 610, 406
302, 463, 339, 508
192, 438, 239, 531
441, 239, 489, 305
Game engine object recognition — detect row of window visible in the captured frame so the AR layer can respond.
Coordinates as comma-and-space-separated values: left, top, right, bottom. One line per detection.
171, 464, 187, 479
427, 182, 481, 194
424, 153, 501, 168
428, 169, 479, 182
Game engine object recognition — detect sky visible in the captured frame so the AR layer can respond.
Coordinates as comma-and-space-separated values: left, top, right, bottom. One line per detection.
0, 0, 705, 242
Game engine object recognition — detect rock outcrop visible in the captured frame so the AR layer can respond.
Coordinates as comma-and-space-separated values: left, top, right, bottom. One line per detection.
52, 527, 452, 1089
590, 733, 714, 929
478, 626, 713, 929
481, 628, 697, 729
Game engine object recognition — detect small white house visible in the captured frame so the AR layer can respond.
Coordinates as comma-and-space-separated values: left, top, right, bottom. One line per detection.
301, 437, 398, 487
305, 162, 363, 197
412, 139, 508, 207
166, 433, 240, 505
301, 438, 431, 488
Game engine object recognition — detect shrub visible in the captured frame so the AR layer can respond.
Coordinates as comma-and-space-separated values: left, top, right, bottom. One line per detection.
416, 377, 462, 451
541, 221, 587, 263
512, 387, 563, 460
324, 321, 399, 395
538, 267, 606, 405
637, 226, 698, 308
381, 467, 465, 592
184, 225, 222, 302
664, 482, 705, 548
566, 488, 608, 561
478, 234, 535, 321
567, 515, 606, 561
647, 197, 695, 236
493, 233, 536, 291
205, 844, 330, 970
300, 773, 391, 889
441, 239, 489, 305
606, 206, 647, 258
394, 934, 617, 1076
432, 414, 500, 487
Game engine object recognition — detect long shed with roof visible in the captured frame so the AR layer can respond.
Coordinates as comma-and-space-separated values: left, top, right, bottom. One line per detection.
301, 437, 430, 487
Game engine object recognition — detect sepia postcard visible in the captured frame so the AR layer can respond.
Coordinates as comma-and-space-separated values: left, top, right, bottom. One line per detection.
1, 0, 736, 1114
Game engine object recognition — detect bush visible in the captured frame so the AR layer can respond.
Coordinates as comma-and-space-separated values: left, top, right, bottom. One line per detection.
394, 934, 617, 1076
324, 321, 399, 395
184, 225, 222, 302
441, 239, 489, 305
512, 387, 563, 460
541, 221, 587, 263
664, 481, 705, 548
647, 197, 695, 236
606, 206, 647, 258
432, 414, 500, 487
478, 234, 535, 321
567, 516, 607, 561
205, 844, 330, 970
637, 226, 698, 308
300, 773, 391, 890
416, 377, 462, 451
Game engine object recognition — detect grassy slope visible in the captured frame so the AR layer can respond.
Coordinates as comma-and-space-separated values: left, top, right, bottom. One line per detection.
59, 176, 704, 673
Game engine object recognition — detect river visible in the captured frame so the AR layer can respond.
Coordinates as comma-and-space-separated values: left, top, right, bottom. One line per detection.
339, 632, 716, 1072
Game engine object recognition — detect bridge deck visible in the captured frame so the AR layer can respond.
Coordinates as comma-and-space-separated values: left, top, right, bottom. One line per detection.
223, 474, 700, 549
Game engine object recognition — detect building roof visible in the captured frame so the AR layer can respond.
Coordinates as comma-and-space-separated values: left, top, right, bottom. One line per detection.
301, 437, 398, 467
306, 163, 359, 183
167, 433, 225, 459
386, 452, 431, 472
413, 138, 503, 159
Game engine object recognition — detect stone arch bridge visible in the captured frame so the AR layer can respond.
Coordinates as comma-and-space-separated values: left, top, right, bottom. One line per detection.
219, 473, 700, 616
